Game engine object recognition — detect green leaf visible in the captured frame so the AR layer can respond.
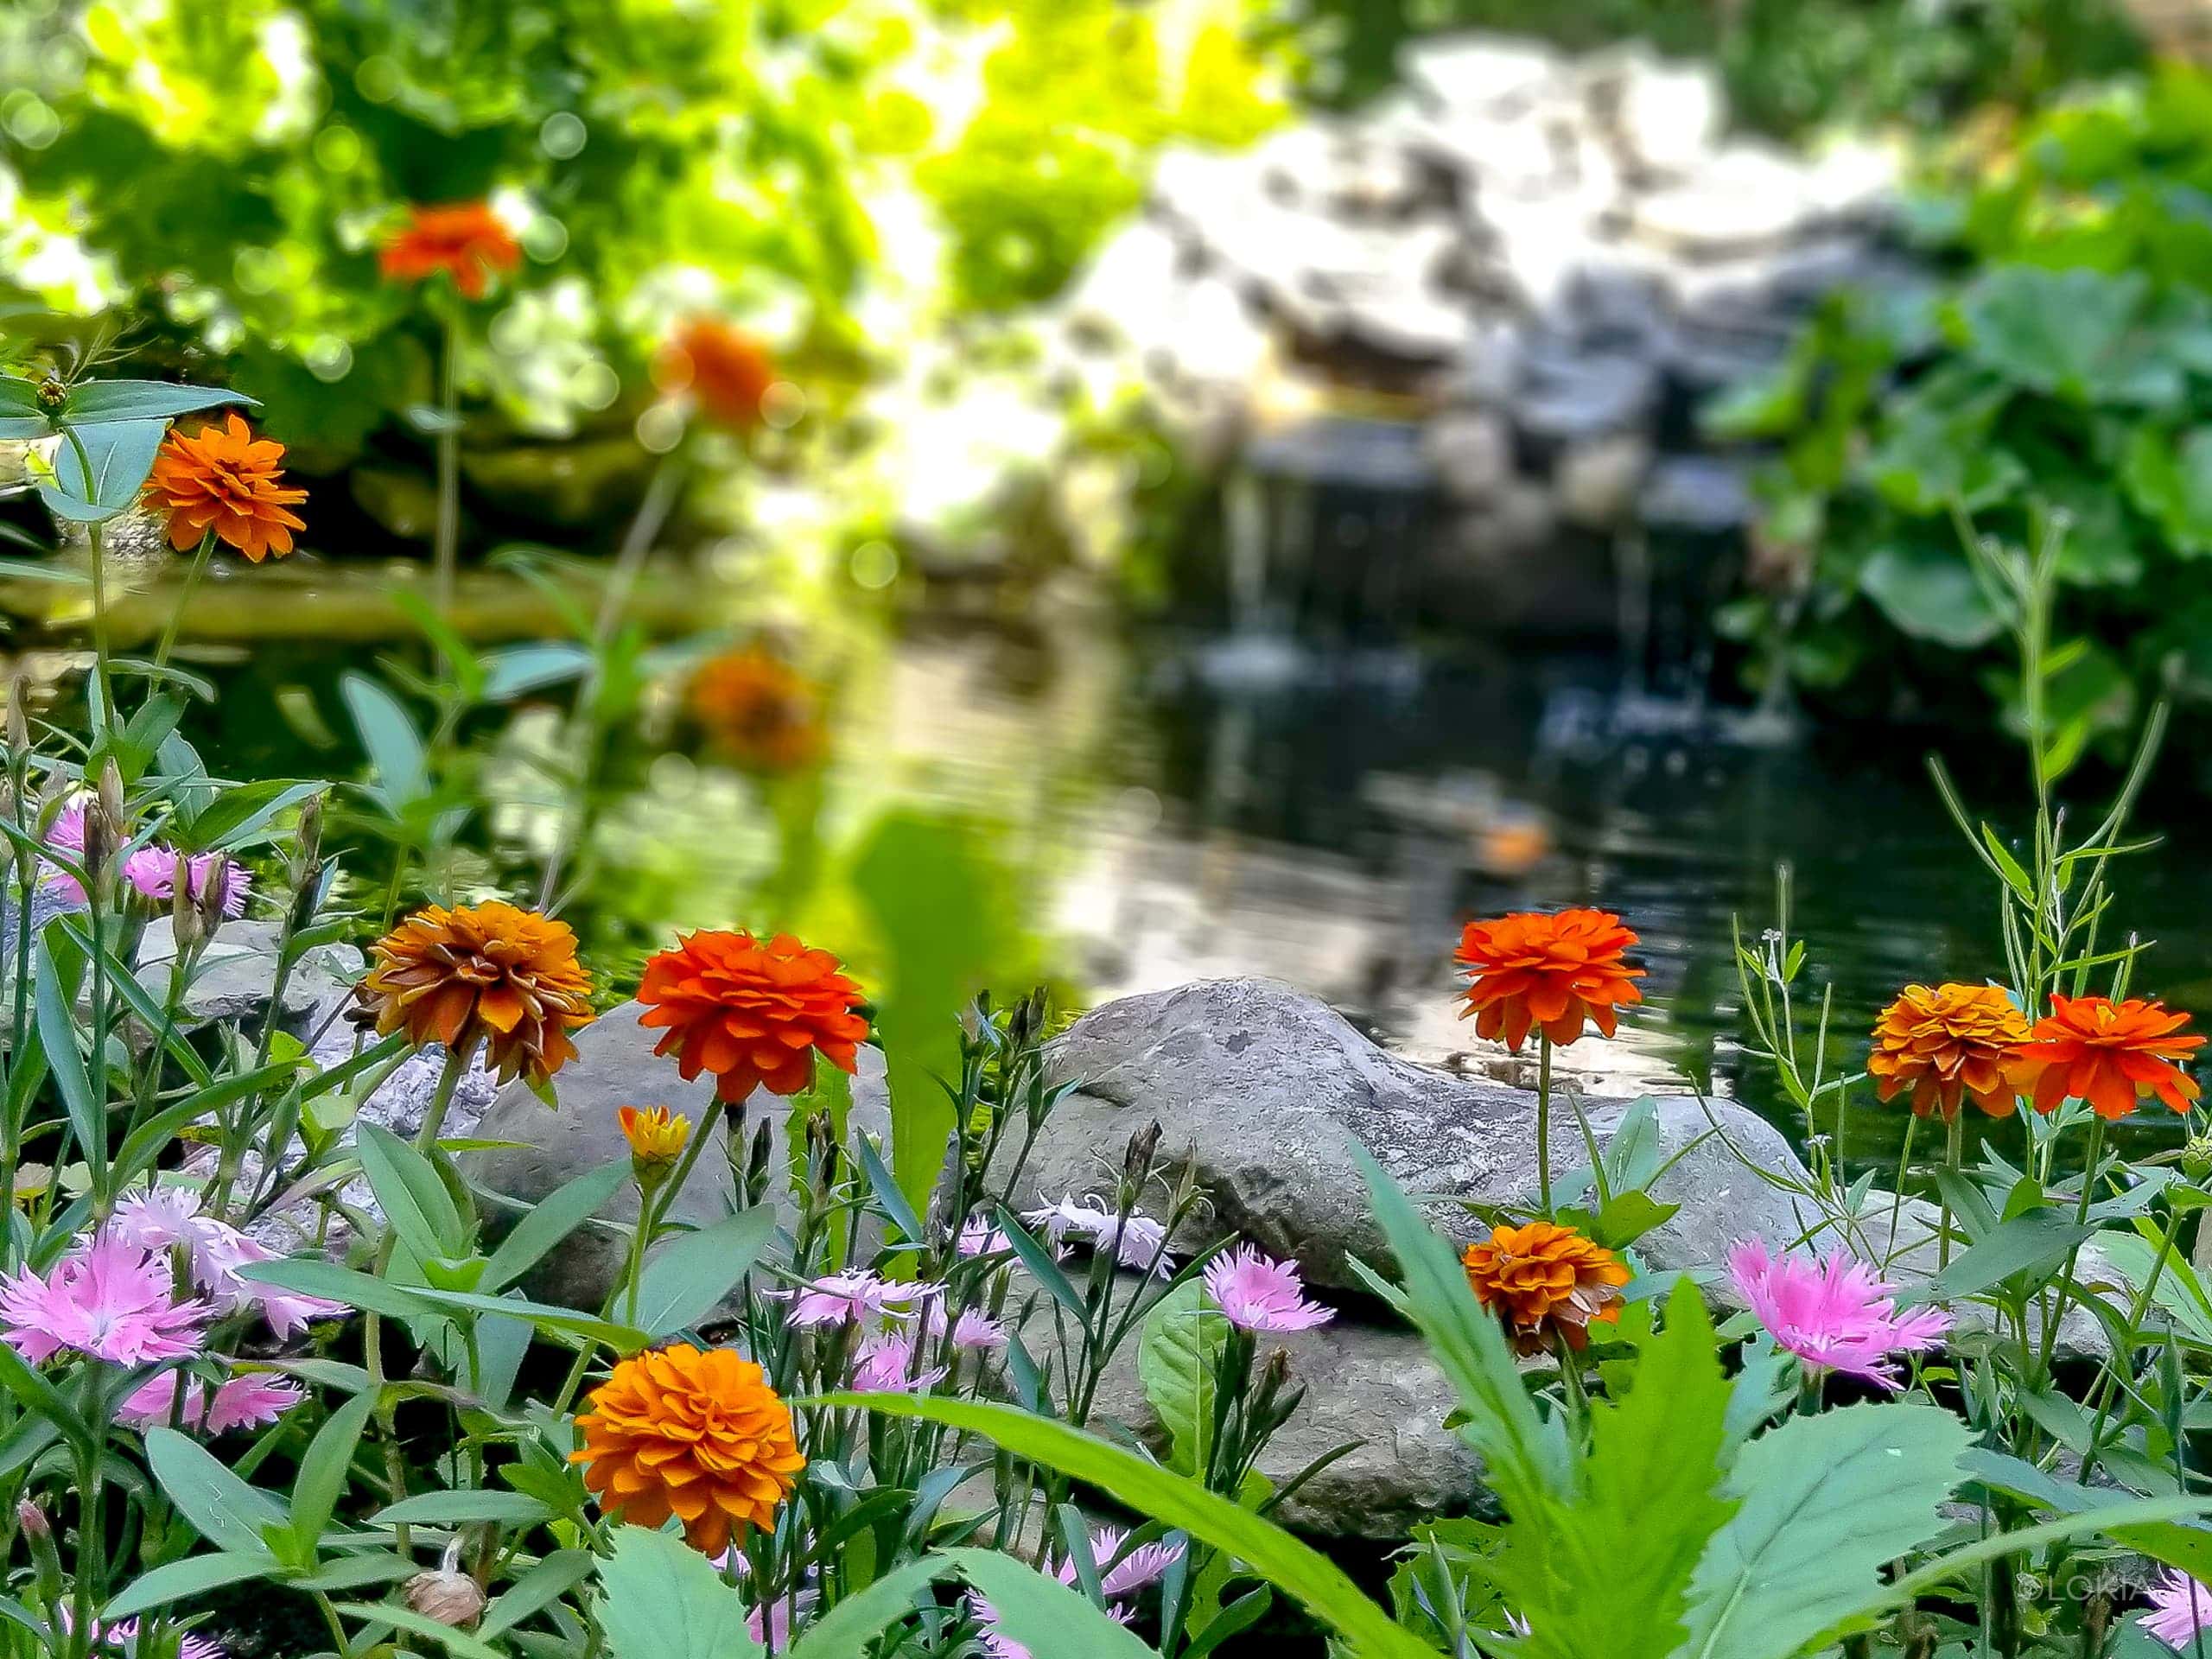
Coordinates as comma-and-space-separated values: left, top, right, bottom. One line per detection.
480, 1160, 627, 1291
102, 1550, 283, 1622
480, 641, 592, 701
288, 1392, 376, 1560
480, 1548, 595, 1639
785, 1556, 953, 1659
824, 1393, 1433, 1659
1859, 542, 2002, 649
41, 419, 168, 523
174, 779, 324, 852
331, 1601, 507, 1659
357, 1122, 469, 1262
341, 672, 429, 812
1678, 1401, 1971, 1659
2123, 425, 2212, 558
1534, 1282, 1735, 1659
1920, 1211, 2097, 1302
1137, 1280, 1229, 1476
373, 1489, 553, 1527
144, 1427, 292, 1555
1961, 1447, 2212, 1580
594, 1523, 766, 1659
1348, 1142, 1572, 1505
948, 1548, 1159, 1659
1957, 265, 2179, 406
61, 380, 257, 425
35, 938, 102, 1176
236, 1256, 442, 1321
632, 1205, 779, 1337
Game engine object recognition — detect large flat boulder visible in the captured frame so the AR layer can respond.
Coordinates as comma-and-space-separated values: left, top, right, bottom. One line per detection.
1002, 977, 1824, 1294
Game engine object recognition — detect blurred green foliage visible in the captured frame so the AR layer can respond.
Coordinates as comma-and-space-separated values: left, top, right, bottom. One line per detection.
1265, 0, 2142, 134
0, 0, 1280, 474
1713, 64, 2212, 766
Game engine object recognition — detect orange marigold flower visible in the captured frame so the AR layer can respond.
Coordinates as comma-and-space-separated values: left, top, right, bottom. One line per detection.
143, 413, 308, 563
378, 201, 522, 300
1461, 1220, 1630, 1354
1455, 908, 1643, 1052
637, 930, 868, 1103
655, 318, 776, 431
618, 1103, 690, 1167
687, 648, 824, 775
2018, 992, 2204, 1120
1866, 982, 2032, 1121
572, 1344, 804, 1556
358, 901, 594, 1086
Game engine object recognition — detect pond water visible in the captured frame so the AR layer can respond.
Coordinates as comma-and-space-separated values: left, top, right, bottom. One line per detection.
18, 552, 2212, 1178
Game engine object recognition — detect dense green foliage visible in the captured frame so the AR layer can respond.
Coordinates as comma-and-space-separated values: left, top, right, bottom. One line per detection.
1715, 65, 2212, 769
0, 0, 1278, 474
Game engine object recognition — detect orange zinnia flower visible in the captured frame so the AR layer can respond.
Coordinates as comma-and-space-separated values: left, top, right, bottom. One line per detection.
573, 1344, 804, 1556
2017, 992, 2204, 1120
358, 901, 594, 1086
688, 648, 824, 774
1866, 982, 2032, 1121
1456, 908, 1643, 1052
636, 930, 868, 1103
655, 319, 776, 431
1461, 1220, 1629, 1354
378, 201, 522, 299
143, 413, 308, 563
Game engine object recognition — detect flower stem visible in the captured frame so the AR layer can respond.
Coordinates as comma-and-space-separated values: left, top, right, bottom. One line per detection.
152, 530, 215, 675
1938, 1109, 1964, 1270
432, 305, 462, 639
1536, 1035, 1554, 1219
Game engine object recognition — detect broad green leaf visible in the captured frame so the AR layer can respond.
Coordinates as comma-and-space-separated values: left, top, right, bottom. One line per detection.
1957, 265, 2178, 406
481, 1160, 626, 1291
145, 1427, 291, 1555
102, 1550, 283, 1622
1859, 542, 2002, 650
236, 1256, 440, 1322
41, 419, 168, 523
632, 1205, 779, 1337
35, 939, 102, 1175
288, 1392, 376, 1560
785, 1556, 953, 1659
357, 1122, 469, 1261
1961, 1447, 2212, 1580
1349, 1143, 1573, 1505
1920, 1211, 2097, 1302
1530, 1282, 1735, 1659
332, 1602, 507, 1659
61, 380, 257, 425
826, 1393, 1433, 1659
480, 641, 592, 701
342, 672, 429, 812
948, 1548, 1159, 1659
1137, 1280, 1228, 1476
595, 1522, 766, 1659
1678, 1401, 1971, 1659
480, 1548, 594, 1639
174, 779, 325, 852
2123, 426, 2212, 559
2100, 1231, 2212, 1345
373, 1489, 552, 1527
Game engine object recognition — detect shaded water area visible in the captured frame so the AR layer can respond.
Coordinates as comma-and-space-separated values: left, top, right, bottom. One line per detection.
17, 550, 2212, 1179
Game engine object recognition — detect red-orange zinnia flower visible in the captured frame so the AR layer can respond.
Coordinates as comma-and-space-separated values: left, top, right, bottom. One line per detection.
636, 930, 868, 1103
655, 319, 776, 431
378, 201, 522, 299
358, 901, 594, 1086
2018, 993, 2204, 1119
1461, 1220, 1629, 1354
1456, 908, 1643, 1052
1866, 982, 2032, 1121
143, 413, 307, 563
573, 1344, 804, 1555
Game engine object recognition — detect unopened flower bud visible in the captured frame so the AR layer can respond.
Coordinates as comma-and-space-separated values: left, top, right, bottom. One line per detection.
404, 1567, 486, 1630
747, 1116, 774, 1205
4, 680, 28, 761
171, 864, 205, 953
16, 1499, 47, 1541
618, 1104, 690, 1192
193, 852, 231, 937
96, 760, 123, 836
1122, 1121, 1163, 1185
2183, 1134, 2212, 1185
295, 790, 323, 871
1009, 987, 1046, 1048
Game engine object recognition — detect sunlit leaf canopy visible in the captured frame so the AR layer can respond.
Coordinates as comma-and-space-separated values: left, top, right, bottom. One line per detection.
0, 0, 1282, 468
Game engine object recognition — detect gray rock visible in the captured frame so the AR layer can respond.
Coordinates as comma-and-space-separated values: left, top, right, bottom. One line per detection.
1554, 432, 1652, 529
137, 918, 359, 1035
1005, 978, 1826, 1295
1590, 49, 1723, 179
1630, 142, 1826, 257
1402, 34, 1564, 120
1423, 410, 1515, 504
1081, 1289, 1486, 1536
463, 1000, 892, 1313
1516, 350, 1659, 442
1640, 454, 1754, 532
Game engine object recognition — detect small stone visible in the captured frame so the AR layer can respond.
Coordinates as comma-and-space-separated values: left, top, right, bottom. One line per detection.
1554, 432, 1653, 529
1517, 350, 1660, 442
1423, 410, 1515, 504
1641, 454, 1754, 532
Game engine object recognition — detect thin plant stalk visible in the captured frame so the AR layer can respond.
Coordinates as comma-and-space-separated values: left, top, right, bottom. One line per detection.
151, 529, 215, 673
432, 304, 462, 636
1536, 1034, 1554, 1219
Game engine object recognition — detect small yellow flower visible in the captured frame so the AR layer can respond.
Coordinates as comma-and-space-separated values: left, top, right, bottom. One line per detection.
619, 1104, 691, 1168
